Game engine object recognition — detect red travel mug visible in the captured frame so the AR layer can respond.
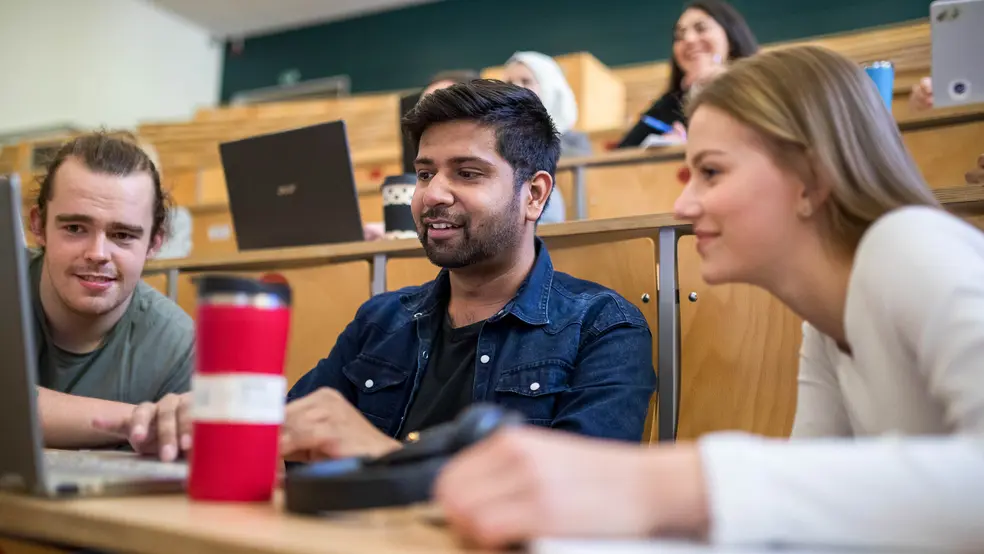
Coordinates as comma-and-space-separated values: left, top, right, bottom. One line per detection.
187, 275, 292, 502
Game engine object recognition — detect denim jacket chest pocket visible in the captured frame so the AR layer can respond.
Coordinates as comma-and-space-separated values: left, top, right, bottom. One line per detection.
493, 361, 572, 425
341, 355, 412, 432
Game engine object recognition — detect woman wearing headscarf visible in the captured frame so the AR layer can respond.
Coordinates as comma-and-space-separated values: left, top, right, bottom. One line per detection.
504, 51, 593, 224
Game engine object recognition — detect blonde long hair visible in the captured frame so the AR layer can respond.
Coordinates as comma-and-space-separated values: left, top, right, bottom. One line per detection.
686, 45, 939, 254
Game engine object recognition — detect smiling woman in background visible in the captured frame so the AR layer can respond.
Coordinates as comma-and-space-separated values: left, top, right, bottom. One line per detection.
617, 0, 758, 147
503, 51, 592, 223
433, 45, 984, 552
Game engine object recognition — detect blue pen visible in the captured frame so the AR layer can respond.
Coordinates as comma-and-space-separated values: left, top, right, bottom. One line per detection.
642, 115, 673, 134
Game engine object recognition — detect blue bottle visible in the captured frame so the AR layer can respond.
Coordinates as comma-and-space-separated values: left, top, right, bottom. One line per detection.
864, 60, 895, 113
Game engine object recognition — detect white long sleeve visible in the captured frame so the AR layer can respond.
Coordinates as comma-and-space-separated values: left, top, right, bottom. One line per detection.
700, 433, 984, 551
789, 322, 852, 438
699, 207, 984, 550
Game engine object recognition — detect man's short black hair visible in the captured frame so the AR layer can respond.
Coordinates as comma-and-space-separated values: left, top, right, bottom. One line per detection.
402, 79, 561, 187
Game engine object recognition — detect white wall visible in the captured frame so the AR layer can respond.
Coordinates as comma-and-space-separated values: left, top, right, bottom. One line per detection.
0, 0, 222, 135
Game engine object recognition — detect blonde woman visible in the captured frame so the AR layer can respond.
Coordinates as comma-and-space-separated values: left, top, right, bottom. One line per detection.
432, 45, 984, 551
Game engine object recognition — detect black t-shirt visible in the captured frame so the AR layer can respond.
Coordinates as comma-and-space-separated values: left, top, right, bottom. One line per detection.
617, 89, 687, 148
400, 313, 483, 438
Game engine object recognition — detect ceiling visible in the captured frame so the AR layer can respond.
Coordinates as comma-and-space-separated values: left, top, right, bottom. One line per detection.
147, 0, 442, 39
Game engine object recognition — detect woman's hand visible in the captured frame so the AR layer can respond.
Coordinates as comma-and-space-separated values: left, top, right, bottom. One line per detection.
909, 77, 934, 112
433, 427, 710, 550
665, 121, 689, 143
363, 222, 386, 241
968, 154, 984, 185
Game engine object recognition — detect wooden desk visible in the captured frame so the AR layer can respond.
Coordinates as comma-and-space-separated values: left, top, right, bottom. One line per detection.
0, 491, 473, 554
562, 107, 984, 221
143, 187, 984, 445
557, 146, 685, 221
146, 213, 692, 442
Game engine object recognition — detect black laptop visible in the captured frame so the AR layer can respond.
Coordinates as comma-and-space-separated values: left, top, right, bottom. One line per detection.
218, 121, 364, 251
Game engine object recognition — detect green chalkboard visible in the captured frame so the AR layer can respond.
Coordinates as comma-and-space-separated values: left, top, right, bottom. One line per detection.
220, 0, 931, 102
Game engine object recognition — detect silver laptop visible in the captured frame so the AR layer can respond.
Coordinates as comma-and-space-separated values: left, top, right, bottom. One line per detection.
930, 0, 984, 108
0, 173, 187, 497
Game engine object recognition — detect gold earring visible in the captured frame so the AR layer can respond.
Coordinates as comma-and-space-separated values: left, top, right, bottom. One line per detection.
799, 204, 813, 218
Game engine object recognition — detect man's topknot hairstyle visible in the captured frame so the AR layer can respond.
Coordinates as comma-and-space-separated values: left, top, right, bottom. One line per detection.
401, 79, 562, 187
36, 130, 171, 244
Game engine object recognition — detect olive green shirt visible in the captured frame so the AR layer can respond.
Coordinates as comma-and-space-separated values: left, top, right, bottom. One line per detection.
29, 252, 195, 404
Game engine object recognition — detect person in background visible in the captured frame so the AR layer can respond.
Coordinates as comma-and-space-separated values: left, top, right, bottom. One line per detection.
136, 140, 191, 260
504, 51, 592, 224
280, 80, 656, 461
363, 69, 483, 241
617, 0, 758, 148
423, 69, 480, 96
910, 81, 983, 186
27, 131, 195, 461
433, 46, 984, 551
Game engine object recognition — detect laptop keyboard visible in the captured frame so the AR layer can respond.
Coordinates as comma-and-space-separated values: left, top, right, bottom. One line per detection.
45, 449, 188, 481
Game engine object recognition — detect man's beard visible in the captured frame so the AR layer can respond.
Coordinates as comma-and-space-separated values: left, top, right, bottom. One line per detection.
417, 195, 523, 269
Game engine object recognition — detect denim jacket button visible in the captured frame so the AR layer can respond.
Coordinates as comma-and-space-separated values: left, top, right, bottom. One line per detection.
413, 312, 422, 319
530, 382, 540, 391
365, 379, 374, 388
480, 354, 490, 364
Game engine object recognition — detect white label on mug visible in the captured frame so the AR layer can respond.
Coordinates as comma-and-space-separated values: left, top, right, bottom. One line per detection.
191, 374, 286, 424
207, 224, 232, 241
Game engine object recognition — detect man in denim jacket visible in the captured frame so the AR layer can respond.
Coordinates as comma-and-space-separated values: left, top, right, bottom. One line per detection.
280, 80, 656, 461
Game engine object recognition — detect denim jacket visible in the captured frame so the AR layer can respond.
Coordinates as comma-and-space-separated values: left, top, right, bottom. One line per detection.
287, 238, 656, 442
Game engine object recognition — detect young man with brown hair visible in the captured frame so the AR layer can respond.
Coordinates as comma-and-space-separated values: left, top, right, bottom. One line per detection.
28, 130, 194, 461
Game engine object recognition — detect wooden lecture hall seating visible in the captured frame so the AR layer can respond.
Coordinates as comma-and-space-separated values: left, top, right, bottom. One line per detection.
2, 16, 984, 554
2, 18, 982, 442
2, 185, 981, 554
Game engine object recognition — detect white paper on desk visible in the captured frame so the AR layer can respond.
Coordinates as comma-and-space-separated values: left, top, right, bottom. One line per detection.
532, 538, 863, 554
532, 539, 731, 554
640, 134, 685, 149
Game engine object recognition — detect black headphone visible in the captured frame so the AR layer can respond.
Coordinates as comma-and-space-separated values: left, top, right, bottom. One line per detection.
284, 403, 525, 515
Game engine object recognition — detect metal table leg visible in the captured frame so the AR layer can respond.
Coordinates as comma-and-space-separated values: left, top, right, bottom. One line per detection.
574, 166, 587, 220
166, 269, 179, 301
657, 227, 682, 442
371, 254, 387, 296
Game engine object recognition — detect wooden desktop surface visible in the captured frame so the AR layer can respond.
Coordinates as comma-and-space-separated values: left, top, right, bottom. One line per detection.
0, 490, 479, 554
144, 185, 984, 275
144, 211, 687, 273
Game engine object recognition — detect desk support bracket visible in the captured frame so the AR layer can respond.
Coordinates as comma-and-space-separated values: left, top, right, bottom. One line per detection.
657, 227, 684, 442
573, 166, 587, 220
371, 254, 387, 296
166, 269, 179, 302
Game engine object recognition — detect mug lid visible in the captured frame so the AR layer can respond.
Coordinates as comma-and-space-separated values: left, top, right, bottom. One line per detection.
194, 274, 292, 305
381, 173, 417, 188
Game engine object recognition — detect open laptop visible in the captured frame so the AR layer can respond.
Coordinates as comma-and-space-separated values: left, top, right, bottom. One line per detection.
930, 0, 984, 108
219, 120, 365, 251
0, 173, 187, 498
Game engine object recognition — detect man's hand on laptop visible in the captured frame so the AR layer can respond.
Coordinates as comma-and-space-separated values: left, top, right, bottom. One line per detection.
279, 387, 401, 462
92, 392, 192, 462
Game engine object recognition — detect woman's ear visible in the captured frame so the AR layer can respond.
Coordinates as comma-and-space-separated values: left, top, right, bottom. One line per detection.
526, 170, 554, 222
795, 150, 832, 220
